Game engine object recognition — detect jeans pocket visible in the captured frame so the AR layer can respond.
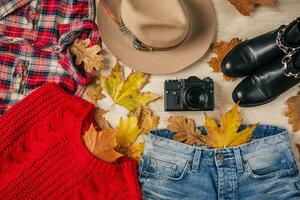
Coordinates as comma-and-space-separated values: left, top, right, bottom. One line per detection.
140, 147, 190, 181
243, 146, 298, 179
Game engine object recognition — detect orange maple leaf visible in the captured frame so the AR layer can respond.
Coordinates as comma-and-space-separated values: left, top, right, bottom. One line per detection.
228, 0, 275, 16
82, 124, 124, 163
207, 38, 242, 81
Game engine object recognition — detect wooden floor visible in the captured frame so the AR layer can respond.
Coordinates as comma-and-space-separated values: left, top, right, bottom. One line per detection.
95, 1, 300, 148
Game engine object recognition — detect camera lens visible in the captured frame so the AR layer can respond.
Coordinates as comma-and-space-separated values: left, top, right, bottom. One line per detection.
184, 87, 207, 110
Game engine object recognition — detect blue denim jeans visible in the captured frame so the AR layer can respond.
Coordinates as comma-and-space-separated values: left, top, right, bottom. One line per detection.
138, 125, 300, 200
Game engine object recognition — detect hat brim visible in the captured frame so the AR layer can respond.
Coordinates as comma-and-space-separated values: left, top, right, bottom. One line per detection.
97, 0, 216, 74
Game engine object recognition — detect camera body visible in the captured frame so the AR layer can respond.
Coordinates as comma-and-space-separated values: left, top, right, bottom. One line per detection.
164, 76, 214, 111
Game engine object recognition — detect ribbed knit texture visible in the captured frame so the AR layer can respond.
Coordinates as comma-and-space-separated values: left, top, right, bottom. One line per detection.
0, 83, 142, 200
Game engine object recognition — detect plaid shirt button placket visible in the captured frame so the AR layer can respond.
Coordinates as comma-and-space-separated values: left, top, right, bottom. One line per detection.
0, 0, 100, 115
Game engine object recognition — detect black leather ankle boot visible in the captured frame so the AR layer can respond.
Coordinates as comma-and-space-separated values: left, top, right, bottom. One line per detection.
232, 49, 300, 107
222, 17, 300, 77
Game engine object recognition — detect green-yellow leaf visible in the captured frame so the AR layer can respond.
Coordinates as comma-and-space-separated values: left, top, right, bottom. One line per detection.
116, 117, 143, 148
101, 62, 160, 111
115, 117, 144, 160
100, 63, 123, 102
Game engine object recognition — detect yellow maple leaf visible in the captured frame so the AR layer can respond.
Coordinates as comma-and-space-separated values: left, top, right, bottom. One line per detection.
115, 117, 144, 160
101, 62, 160, 111
82, 124, 124, 163
204, 104, 257, 148
116, 117, 143, 148
70, 39, 104, 72
128, 106, 159, 135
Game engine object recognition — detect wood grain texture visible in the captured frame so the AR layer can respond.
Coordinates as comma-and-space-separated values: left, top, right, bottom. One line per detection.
95, 0, 300, 141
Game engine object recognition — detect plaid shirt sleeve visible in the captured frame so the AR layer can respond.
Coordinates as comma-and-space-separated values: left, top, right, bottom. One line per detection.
0, 0, 101, 115
56, 0, 100, 87
57, 0, 100, 49
0, 0, 33, 20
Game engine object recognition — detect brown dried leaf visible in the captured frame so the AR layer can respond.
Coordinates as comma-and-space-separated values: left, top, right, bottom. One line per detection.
82, 124, 124, 163
167, 116, 205, 146
207, 38, 242, 81
95, 108, 111, 129
285, 91, 300, 132
70, 39, 104, 72
128, 106, 159, 135
228, 0, 275, 16
85, 82, 104, 105
168, 105, 257, 148
296, 144, 300, 159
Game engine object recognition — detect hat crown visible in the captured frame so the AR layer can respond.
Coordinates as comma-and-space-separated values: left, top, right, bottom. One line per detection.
120, 0, 190, 49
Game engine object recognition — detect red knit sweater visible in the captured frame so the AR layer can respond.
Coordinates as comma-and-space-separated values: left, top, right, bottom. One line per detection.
0, 83, 142, 200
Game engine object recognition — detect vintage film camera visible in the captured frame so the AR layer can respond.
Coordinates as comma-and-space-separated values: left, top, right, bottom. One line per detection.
164, 76, 214, 111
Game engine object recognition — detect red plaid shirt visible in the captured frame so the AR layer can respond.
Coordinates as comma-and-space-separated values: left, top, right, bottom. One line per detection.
0, 0, 99, 115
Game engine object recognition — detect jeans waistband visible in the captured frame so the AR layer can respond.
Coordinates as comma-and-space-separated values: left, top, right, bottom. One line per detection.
145, 125, 291, 170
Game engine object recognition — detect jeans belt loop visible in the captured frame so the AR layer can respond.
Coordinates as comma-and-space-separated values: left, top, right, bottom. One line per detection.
233, 148, 244, 173
192, 149, 202, 172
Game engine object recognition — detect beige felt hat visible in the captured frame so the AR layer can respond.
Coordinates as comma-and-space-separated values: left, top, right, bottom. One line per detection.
97, 0, 216, 74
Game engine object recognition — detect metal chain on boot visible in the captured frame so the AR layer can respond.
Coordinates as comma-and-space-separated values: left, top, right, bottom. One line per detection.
276, 17, 300, 54
276, 17, 300, 78
282, 49, 300, 79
